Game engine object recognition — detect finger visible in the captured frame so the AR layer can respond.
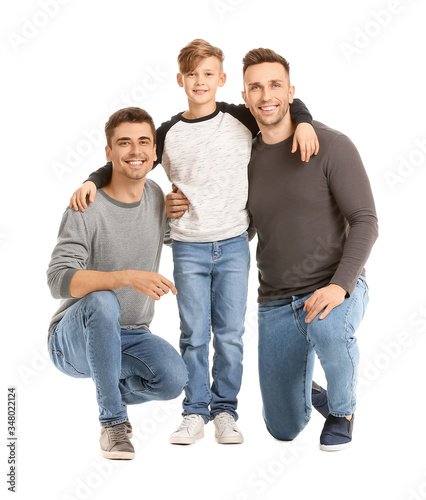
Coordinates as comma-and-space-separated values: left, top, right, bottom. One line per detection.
172, 184, 178, 193
70, 195, 78, 211
291, 137, 297, 153
89, 189, 96, 203
161, 277, 177, 295
77, 196, 86, 213
167, 197, 189, 205
314, 139, 320, 155
300, 145, 306, 162
167, 193, 189, 201
305, 299, 326, 323
168, 204, 189, 213
319, 304, 335, 320
305, 144, 312, 162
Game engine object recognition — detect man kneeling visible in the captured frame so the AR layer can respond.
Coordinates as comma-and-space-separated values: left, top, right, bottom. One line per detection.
46, 107, 188, 459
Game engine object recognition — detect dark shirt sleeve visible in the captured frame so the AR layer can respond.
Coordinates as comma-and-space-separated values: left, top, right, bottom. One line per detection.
86, 162, 112, 188
290, 98, 313, 126
326, 135, 379, 295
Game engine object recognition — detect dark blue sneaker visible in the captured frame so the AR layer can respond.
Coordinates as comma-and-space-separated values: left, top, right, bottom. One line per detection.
311, 382, 329, 418
320, 413, 354, 451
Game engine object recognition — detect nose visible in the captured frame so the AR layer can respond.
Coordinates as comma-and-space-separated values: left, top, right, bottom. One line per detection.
129, 141, 143, 156
261, 87, 271, 101
195, 75, 205, 86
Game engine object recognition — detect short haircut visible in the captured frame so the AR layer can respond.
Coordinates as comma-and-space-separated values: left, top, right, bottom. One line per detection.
105, 107, 156, 147
242, 48, 290, 80
177, 39, 224, 74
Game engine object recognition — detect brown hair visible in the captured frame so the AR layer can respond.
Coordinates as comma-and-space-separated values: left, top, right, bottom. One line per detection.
242, 48, 290, 79
177, 39, 224, 74
105, 107, 156, 147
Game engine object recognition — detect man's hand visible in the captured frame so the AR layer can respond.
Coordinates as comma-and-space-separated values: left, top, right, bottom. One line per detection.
127, 270, 177, 300
165, 184, 190, 219
70, 181, 97, 212
292, 122, 319, 162
303, 284, 346, 323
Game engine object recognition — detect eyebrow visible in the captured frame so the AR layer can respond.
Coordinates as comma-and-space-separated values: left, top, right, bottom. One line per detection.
116, 136, 152, 143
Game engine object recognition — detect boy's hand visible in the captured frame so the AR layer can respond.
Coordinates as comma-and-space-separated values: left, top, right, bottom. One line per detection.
165, 184, 190, 218
292, 123, 319, 162
69, 181, 97, 212
303, 284, 346, 323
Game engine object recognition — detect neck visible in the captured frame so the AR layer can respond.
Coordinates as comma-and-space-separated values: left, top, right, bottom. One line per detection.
259, 115, 296, 145
182, 100, 217, 120
102, 174, 146, 204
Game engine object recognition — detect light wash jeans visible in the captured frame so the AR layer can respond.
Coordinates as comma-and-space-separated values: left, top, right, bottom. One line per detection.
49, 291, 188, 427
258, 276, 369, 440
172, 231, 250, 422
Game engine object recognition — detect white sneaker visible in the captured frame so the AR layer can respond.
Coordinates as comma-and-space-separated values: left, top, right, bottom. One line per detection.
169, 414, 205, 445
214, 412, 244, 444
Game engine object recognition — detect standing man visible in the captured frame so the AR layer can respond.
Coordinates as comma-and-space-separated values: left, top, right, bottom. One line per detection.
47, 107, 188, 460
242, 49, 378, 451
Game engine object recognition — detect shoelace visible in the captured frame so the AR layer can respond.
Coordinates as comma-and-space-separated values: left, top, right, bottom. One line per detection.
107, 423, 128, 443
215, 413, 237, 431
176, 415, 201, 431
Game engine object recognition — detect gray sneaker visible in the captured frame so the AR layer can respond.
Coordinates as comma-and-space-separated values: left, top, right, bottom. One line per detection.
123, 405, 133, 438
214, 412, 244, 444
169, 414, 205, 445
100, 422, 135, 460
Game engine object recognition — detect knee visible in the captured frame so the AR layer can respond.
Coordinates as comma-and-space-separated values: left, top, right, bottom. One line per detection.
263, 411, 307, 442
83, 291, 121, 318
158, 357, 188, 400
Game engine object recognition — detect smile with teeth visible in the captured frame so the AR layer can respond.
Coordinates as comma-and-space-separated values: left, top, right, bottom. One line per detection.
125, 160, 146, 166
259, 105, 278, 111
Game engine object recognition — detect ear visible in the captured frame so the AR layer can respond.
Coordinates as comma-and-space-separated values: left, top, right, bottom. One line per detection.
241, 90, 249, 108
218, 72, 227, 88
289, 85, 295, 104
105, 145, 112, 162
177, 73, 184, 88
153, 144, 157, 163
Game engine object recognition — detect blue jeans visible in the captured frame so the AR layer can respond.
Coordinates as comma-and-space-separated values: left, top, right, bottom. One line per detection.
172, 231, 250, 422
258, 277, 369, 441
49, 291, 188, 427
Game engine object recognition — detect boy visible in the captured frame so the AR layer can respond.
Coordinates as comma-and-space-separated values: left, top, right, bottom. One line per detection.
69, 40, 320, 445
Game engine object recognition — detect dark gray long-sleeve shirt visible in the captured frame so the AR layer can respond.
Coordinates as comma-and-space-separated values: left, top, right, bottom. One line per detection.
247, 120, 378, 302
47, 180, 169, 338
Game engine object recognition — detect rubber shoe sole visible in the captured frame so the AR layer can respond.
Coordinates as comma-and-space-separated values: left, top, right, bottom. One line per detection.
215, 431, 244, 444
101, 449, 135, 460
169, 427, 204, 445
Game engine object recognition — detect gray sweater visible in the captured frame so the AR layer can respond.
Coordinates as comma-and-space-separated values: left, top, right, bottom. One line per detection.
47, 180, 169, 338
247, 121, 378, 302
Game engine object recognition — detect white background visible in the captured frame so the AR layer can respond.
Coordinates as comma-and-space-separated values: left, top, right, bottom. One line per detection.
2, 0, 426, 499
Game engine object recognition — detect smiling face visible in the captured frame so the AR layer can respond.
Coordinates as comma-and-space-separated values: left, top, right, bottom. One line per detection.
242, 62, 295, 129
105, 121, 157, 182
177, 56, 226, 110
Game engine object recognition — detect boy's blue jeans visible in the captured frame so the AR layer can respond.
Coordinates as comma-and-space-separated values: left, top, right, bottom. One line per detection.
49, 291, 188, 427
257, 276, 369, 440
172, 231, 250, 423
